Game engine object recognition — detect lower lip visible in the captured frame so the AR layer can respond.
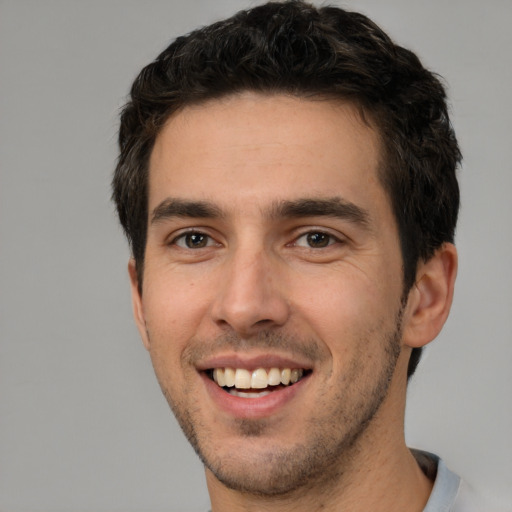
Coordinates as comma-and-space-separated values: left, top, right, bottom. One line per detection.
201, 372, 309, 419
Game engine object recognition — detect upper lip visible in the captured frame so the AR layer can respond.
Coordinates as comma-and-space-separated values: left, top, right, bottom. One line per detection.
195, 352, 314, 371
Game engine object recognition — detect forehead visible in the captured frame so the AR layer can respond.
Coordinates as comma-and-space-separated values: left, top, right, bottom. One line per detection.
148, 93, 386, 216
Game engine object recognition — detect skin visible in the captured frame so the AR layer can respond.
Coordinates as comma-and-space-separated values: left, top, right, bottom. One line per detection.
129, 93, 457, 512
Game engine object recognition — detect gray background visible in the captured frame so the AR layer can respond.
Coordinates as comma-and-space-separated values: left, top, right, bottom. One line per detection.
1, 0, 511, 510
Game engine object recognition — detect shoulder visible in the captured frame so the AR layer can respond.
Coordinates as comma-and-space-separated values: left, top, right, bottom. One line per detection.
415, 451, 509, 512
453, 480, 510, 512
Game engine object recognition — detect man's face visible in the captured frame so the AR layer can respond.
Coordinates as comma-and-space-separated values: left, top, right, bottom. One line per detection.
131, 93, 411, 495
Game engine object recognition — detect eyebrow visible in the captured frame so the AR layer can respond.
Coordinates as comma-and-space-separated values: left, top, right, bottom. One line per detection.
151, 198, 223, 224
270, 197, 370, 227
150, 196, 370, 228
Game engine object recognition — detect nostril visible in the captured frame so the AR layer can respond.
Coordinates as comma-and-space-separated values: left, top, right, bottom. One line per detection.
255, 319, 273, 326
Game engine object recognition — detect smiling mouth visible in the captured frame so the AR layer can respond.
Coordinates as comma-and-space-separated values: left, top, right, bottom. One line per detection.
208, 367, 309, 398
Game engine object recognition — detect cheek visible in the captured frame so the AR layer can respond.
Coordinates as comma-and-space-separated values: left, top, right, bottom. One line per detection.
294, 267, 393, 321
291, 267, 400, 356
142, 271, 213, 360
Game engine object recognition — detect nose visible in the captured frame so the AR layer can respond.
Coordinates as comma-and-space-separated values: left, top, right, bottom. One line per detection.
211, 246, 290, 336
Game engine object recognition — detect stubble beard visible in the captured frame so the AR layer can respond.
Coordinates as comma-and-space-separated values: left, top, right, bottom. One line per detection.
154, 306, 405, 498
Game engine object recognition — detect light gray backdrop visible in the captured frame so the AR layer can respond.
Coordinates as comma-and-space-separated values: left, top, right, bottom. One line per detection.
1, 1, 511, 511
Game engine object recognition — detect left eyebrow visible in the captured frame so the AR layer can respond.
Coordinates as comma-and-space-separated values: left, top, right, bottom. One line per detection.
268, 197, 371, 228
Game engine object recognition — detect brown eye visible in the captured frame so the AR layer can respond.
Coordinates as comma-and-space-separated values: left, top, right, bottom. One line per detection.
306, 232, 331, 248
186, 233, 207, 248
174, 232, 213, 249
294, 231, 337, 249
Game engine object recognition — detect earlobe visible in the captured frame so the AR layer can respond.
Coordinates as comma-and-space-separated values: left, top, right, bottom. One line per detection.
402, 243, 458, 349
128, 259, 151, 351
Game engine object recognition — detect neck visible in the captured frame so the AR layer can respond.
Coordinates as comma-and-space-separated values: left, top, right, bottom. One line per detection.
207, 353, 433, 512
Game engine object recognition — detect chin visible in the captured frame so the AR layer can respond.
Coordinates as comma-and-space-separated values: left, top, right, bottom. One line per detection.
203, 440, 343, 497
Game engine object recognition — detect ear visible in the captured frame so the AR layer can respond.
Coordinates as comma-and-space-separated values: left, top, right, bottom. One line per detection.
128, 258, 151, 351
402, 243, 458, 348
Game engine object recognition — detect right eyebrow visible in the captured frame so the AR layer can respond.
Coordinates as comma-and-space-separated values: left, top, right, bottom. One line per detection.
150, 198, 223, 224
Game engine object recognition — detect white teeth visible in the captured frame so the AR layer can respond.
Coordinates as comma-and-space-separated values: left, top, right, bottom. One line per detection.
251, 368, 268, 389
234, 368, 251, 389
224, 367, 236, 387
213, 368, 226, 387
268, 367, 281, 386
211, 366, 306, 390
229, 389, 272, 398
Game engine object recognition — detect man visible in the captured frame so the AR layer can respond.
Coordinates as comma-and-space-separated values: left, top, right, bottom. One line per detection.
112, 1, 476, 510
